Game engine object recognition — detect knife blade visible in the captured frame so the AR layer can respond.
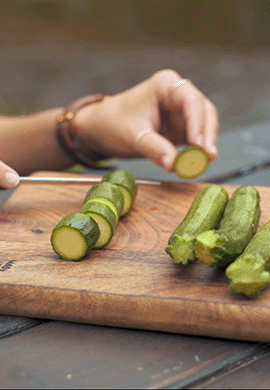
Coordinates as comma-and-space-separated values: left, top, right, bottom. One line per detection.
19, 176, 161, 185
207, 158, 270, 184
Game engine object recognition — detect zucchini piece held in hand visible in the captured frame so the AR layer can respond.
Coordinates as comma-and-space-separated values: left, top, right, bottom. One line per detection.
102, 169, 137, 216
226, 220, 270, 298
80, 201, 117, 248
51, 213, 100, 261
83, 181, 124, 224
165, 184, 228, 265
195, 185, 260, 267
173, 146, 210, 179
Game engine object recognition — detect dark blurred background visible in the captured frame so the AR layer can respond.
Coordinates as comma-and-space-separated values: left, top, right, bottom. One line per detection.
1, 0, 270, 133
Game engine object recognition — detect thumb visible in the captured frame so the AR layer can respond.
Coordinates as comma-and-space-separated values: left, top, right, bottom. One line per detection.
0, 161, 20, 189
135, 128, 177, 172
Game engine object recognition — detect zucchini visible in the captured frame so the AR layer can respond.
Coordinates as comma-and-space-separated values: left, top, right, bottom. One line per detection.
195, 185, 260, 267
102, 170, 137, 216
80, 201, 116, 248
83, 182, 124, 224
50, 213, 100, 261
165, 184, 228, 264
226, 220, 270, 298
173, 146, 210, 179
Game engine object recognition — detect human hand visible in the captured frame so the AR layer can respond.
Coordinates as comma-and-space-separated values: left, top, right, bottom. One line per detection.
0, 161, 20, 189
75, 69, 219, 172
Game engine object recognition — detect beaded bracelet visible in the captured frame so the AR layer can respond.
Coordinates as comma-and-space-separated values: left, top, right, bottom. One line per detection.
56, 94, 110, 168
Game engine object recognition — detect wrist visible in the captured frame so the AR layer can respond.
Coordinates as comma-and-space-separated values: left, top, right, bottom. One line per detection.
72, 100, 100, 151
55, 94, 110, 168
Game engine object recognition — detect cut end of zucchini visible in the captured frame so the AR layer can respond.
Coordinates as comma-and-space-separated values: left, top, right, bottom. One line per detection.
173, 146, 210, 179
51, 226, 89, 261
51, 213, 100, 261
85, 197, 120, 225
102, 169, 137, 216
88, 213, 113, 248
226, 254, 270, 298
195, 230, 229, 267
118, 186, 132, 216
166, 234, 196, 265
83, 182, 124, 221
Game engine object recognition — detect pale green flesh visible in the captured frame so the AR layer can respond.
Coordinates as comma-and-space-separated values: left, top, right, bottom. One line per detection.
118, 186, 132, 216
225, 220, 270, 298
174, 147, 209, 179
84, 213, 113, 248
195, 230, 228, 267
52, 227, 88, 261
166, 235, 196, 265
85, 197, 119, 224
226, 254, 270, 298
195, 231, 218, 266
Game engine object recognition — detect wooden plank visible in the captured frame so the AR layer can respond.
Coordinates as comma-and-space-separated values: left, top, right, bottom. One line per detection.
0, 315, 41, 339
193, 345, 270, 389
0, 320, 263, 389
1, 172, 270, 341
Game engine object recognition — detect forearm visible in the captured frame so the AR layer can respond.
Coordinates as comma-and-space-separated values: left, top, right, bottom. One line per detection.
0, 109, 75, 175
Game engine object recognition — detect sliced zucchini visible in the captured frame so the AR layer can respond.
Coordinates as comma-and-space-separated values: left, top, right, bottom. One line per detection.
83, 182, 124, 223
85, 197, 120, 225
226, 220, 270, 298
165, 184, 228, 264
80, 201, 116, 248
102, 170, 137, 216
195, 185, 260, 267
51, 213, 100, 261
173, 146, 210, 179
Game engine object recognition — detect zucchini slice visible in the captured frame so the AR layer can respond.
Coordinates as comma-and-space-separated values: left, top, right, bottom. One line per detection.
51, 213, 100, 261
195, 185, 260, 267
173, 146, 210, 179
102, 170, 137, 216
85, 197, 120, 225
165, 184, 228, 264
83, 182, 124, 223
226, 220, 270, 298
80, 201, 116, 248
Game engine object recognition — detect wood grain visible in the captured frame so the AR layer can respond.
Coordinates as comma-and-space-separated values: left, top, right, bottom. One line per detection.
0, 320, 263, 389
193, 345, 270, 389
0, 315, 41, 339
1, 171, 270, 341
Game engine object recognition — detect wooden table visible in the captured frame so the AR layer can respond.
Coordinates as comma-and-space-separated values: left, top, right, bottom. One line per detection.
1, 168, 270, 389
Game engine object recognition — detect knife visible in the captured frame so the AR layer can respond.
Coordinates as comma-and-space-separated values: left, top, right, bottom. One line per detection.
19, 176, 161, 185
207, 158, 270, 184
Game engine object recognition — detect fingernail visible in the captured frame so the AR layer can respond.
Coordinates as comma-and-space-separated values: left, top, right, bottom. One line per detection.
210, 145, 217, 155
162, 155, 173, 171
5, 171, 20, 188
196, 134, 203, 147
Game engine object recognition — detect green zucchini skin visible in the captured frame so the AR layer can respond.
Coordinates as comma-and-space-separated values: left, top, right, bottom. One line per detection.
102, 170, 137, 216
51, 213, 100, 261
226, 220, 270, 298
195, 185, 261, 267
83, 182, 124, 220
165, 184, 229, 265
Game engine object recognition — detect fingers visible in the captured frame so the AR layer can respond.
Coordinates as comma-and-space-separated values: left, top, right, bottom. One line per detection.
135, 127, 177, 172
150, 70, 219, 162
202, 99, 219, 161
0, 161, 20, 189
178, 92, 219, 162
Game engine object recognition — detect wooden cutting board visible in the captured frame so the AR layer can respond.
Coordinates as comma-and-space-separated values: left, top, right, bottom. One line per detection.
1, 171, 270, 342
